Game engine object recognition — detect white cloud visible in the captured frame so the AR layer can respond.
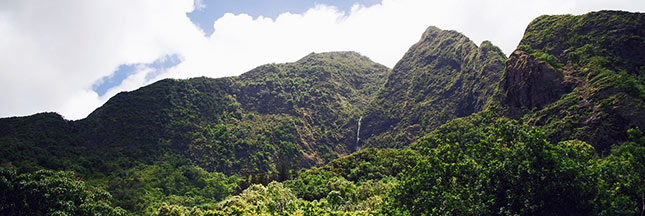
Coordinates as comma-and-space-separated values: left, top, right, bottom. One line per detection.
1, 0, 644, 120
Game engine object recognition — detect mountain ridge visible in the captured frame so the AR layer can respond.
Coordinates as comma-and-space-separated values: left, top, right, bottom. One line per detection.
1, 51, 390, 176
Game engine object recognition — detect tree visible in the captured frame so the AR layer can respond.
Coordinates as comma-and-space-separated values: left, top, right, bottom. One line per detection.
0, 168, 126, 215
387, 119, 597, 215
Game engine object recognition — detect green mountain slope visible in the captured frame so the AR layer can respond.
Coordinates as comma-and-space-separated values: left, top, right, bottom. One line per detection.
361, 26, 506, 148
0, 51, 389, 177
497, 10, 645, 152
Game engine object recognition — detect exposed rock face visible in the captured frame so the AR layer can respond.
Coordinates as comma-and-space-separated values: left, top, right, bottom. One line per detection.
496, 10, 645, 152
361, 26, 506, 148
499, 50, 573, 118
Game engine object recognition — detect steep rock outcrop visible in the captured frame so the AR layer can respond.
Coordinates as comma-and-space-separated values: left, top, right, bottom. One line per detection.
499, 50, 573, 118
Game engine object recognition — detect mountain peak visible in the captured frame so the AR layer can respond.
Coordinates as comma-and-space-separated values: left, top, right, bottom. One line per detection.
295, 51, 380, 68
299, 51, 365, 59
419, 26, 469, 44
420, 26, 441, 38
361, 26, 506, 147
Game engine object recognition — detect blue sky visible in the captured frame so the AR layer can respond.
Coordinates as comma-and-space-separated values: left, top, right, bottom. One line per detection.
188, 0, 381, 35
98, 0, 380, 98
93, 55, 181, 96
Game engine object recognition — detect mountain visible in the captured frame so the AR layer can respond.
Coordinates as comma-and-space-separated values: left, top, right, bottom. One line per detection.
361, 26, 506, 148
497, 10, 645, 152
0, 27, 509, 175
0, 51, 389, 176
386, 12, 645, 214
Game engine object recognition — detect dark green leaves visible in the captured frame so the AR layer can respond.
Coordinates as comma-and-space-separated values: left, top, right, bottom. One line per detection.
0, 168, 125, 216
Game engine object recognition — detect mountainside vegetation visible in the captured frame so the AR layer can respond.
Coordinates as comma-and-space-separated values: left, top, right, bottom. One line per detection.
361, 26, 506, 148
2, 51, 389, 176
497, 10, 645, 153
387, 111, 644, 215
1, 10, 644, 215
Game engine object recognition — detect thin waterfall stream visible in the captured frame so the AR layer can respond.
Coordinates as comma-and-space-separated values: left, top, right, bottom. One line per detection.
356, 116, 362, 144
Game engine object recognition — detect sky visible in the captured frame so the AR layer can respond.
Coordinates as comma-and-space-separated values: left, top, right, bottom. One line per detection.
1, 0, 644, 120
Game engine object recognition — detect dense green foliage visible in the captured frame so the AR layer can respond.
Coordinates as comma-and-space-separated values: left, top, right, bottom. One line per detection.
0, 168, 125, 215
387, 112, 645, 215
361, 26, 506, 148
105, 161, 238, 215
284, 148, 417, 205
1, 10, 644, 215
148, 148, 416, 215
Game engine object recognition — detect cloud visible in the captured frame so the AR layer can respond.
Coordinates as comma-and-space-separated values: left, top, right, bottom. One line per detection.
0, 0, 200, 119
1, 0, 644, 120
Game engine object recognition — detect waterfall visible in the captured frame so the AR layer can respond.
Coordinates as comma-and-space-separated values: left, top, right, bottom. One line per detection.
356, 116, 362, 144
